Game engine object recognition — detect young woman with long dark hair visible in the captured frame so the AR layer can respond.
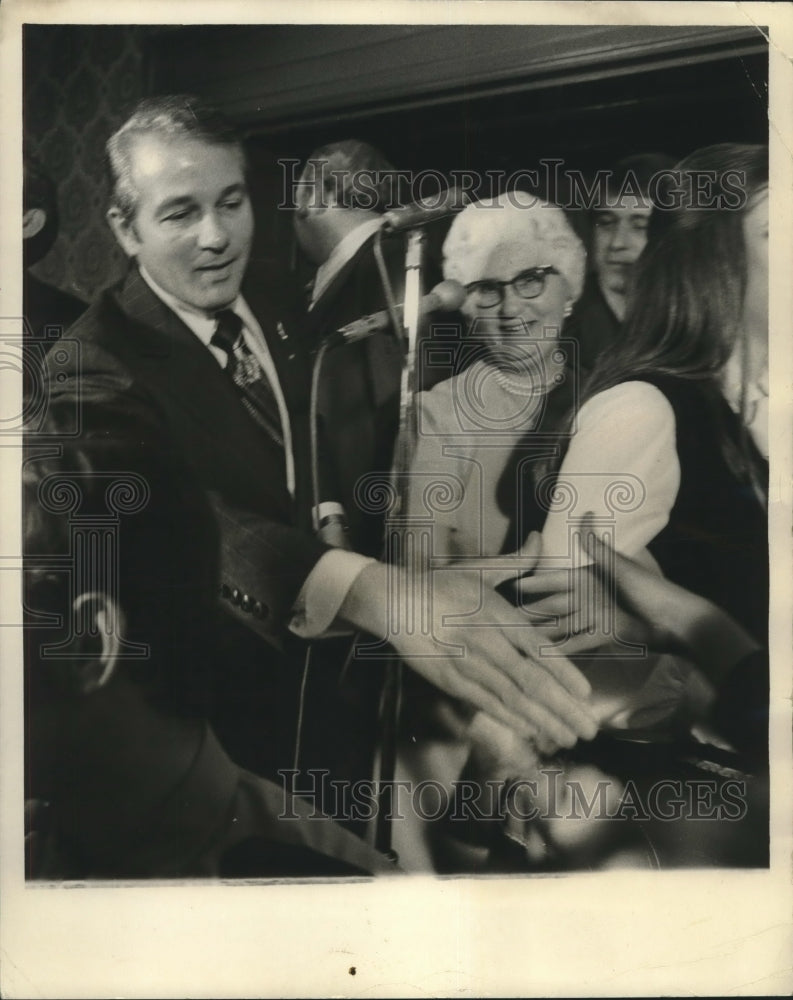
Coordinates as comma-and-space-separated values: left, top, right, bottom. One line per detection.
535, 143, 768, 644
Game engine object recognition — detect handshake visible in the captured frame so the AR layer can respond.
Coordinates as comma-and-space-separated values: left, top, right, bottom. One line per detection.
339, 514, 759, 752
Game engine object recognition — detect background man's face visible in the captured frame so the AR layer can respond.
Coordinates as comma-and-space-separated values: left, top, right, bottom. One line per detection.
116, 134, 254, 312
292, 168, 328, 265
591, 196, 652, 297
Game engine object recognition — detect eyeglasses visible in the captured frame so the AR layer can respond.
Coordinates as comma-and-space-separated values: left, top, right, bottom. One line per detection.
465, 266, 559, 308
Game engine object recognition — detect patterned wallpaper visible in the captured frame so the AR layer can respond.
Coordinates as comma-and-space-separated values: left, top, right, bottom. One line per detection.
24, 26, 149, 303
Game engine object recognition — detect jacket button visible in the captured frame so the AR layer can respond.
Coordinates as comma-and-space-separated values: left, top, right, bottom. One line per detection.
253, 601, 266, 619
240, 594, 252, 613
231, 588, 242, 605
220, 583, 231, 600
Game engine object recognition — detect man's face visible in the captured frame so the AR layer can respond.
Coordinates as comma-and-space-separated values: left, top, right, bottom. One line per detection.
292, 167, 327, 265
591, 196, 652, 297
110, 134, 254, 313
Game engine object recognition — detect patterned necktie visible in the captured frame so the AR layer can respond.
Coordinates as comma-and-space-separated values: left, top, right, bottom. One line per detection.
211, 309, 284, 448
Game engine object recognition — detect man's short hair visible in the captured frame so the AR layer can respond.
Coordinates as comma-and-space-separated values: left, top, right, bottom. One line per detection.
300, 139, 396, 213
105, 94, 246, 223
23, 152, 59, 265
24, 400, 218, 715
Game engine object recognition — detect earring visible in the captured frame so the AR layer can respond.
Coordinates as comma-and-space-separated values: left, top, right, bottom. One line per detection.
564, 302, 573, 318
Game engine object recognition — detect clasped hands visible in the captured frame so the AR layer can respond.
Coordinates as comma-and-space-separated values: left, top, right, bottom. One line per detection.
341, 513, 736, 753
340, 519, 635, 752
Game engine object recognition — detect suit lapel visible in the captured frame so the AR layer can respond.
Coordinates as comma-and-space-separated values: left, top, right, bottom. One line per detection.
241, 273, 317, 532
113, 268, 294, 518
304, 244, 369, 337
241, 273, 310, 412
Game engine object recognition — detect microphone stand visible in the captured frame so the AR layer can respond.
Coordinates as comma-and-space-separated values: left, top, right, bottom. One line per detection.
374, 226, 427, 858
306, 222, 432, 858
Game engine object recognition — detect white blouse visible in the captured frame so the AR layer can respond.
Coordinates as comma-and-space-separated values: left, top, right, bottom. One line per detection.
410, 372, 681, 565
540, 380, 681, 564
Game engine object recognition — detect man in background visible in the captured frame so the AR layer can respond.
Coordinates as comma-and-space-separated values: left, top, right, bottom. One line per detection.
565, 152, 675, 373
293, 139, 410, 559
291, 142, 458, 817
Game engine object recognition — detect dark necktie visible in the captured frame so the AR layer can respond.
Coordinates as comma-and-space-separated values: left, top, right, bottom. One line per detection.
211, 309, 284, 448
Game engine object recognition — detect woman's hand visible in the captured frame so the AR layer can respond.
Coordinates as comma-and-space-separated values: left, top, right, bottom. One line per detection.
511, 524, 665, 657
513, 515, 760, 679
577, 517, 760, 681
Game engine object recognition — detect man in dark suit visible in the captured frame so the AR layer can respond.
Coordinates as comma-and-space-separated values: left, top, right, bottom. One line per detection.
293, 141, 453, 554
41, 95, 597, 801
24, 412, 397, 879
293, 140, 409, 559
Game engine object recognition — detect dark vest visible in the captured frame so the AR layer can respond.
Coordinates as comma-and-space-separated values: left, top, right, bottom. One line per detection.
641, 374, 768, 643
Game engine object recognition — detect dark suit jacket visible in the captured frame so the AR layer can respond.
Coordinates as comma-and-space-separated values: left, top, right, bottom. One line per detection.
301, 227, 449, 558
301, 229, 407, 559
27, 725, 397, 879
43, 265, 329, 776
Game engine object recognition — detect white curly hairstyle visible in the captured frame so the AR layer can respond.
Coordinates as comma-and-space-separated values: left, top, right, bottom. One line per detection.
443, 190, 586, 303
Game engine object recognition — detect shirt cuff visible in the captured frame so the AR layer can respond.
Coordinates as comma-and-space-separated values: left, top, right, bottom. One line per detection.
289, 549, 378, 639
312, 500, 347, 531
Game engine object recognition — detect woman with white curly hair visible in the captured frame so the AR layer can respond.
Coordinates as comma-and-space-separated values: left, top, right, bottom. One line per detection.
407, 190, 588, 558
411, 184, 687, 566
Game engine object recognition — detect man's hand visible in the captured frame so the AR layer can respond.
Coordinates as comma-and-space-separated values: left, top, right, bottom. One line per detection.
338, 550, 598, 750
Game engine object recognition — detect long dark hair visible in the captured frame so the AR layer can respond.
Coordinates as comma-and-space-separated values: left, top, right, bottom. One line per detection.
549, 143, 768, 490
587, 143, 768, 390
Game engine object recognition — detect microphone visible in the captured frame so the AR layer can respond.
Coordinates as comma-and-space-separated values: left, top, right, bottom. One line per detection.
381, 187, 470, 233
330, 280, 466, 345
